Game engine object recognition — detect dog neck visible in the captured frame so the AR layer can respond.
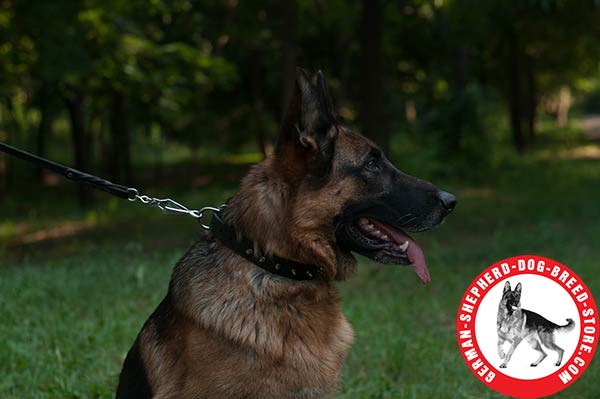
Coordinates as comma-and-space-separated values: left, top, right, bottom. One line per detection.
169, 238, 354, 362
210, 211, 324, 280
221, 157, 356, 281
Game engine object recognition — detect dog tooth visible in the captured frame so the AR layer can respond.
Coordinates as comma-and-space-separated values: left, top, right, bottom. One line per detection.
399, 241, 409, 252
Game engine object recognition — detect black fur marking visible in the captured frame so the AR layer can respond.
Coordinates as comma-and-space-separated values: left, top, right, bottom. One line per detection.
116, 338, 152, 399
338, 164, 364, 180
523, 309, 560, 332
116, 298, 174, 398
152, 296, 175, 341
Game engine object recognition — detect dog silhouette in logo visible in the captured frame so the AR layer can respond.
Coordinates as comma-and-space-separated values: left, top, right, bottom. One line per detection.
497, 281, 575, 368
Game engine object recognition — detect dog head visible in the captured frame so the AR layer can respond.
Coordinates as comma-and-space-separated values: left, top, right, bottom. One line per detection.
268, 69, 455, 283
502, 281, 522, 312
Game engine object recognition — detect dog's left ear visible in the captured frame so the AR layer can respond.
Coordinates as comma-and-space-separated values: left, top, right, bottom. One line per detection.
315, 70, 336, 121
503, 281, 511, 294
515, 282, 522, 297
275, 68, 338, 176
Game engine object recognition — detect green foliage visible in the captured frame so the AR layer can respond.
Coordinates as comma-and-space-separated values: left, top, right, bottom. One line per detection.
1, 0, 600, 178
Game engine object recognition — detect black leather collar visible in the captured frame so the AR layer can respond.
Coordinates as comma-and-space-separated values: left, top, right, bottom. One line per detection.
210, 211, 324, 281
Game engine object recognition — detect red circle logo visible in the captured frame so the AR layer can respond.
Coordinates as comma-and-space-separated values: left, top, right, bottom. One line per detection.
456, 255, 598, 398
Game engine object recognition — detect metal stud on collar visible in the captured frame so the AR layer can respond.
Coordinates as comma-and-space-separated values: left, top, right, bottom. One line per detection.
210, 212, 322, 281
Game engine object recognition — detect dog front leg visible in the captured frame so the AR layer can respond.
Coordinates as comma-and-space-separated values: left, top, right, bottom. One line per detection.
497, 337, 506, 359
499, 338, 522, 368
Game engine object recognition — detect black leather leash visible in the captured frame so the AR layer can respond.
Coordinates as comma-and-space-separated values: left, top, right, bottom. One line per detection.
0, 141, 219, 223
0, 141, 133, 199
1, 141, 322, 281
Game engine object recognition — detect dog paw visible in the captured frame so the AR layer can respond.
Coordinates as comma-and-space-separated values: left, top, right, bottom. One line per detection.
555, 361, 562, 366
530, 363, 538, 367
500, 363, 507, 368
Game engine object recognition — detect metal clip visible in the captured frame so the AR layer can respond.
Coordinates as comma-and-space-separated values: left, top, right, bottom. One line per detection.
128, 189, 224, 230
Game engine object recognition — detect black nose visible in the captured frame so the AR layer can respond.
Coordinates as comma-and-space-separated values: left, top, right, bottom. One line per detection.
438, 190, 457, 212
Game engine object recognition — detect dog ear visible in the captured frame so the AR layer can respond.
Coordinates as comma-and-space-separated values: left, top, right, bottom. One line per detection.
275, 68, 338, 177
514, 282, 522, 297
503, 281, 511, 294
316, 70, 336, 120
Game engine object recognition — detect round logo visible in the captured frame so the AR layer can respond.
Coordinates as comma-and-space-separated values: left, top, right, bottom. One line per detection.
456, 255, 598, 398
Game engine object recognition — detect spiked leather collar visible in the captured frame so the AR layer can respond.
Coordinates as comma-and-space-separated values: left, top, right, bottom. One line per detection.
210, 211, 324, 281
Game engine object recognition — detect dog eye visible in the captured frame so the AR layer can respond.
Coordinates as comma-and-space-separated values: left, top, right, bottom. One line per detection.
365, 159, 381, 172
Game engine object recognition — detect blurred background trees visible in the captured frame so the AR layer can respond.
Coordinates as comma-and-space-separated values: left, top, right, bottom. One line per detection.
1, 0, 600, 206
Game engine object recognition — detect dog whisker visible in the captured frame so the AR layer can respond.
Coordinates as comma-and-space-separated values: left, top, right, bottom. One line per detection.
393, 213, 413, 225
399, 216, 417, 228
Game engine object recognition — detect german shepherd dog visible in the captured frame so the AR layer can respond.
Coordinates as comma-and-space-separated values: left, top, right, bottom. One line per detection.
116, 69, 456, 399
497, 281, 576, 368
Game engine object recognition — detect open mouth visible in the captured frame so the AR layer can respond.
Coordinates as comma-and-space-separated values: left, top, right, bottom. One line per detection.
342, 217, 431, 284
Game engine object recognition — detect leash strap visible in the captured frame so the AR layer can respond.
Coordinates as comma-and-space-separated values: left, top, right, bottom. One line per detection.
210, 211, 324, 281
0, 141, 133, 199
0, 141, 219, 224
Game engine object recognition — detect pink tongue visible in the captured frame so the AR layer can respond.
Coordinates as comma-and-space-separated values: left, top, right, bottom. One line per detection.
370, 220, 431, 284
405, 240, 430, 284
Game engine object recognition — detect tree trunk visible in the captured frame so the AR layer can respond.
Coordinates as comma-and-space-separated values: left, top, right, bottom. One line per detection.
446, 45, 469, 154
64, 89, 94, 207
109, 89, 132, 185
359, 0, 390, 153
1, 100, 11, 191
507, 30, 526, 153
36, 83, 53, 182
556, 86, 571, 127
3, 98, 18, 188
252, 66, 270, 158
280, 0, 298, 117
0, 145, 5, 193
524, 55, 537, 140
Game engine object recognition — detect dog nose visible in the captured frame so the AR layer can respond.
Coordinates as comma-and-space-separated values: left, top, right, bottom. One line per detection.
438, 190, 457, 212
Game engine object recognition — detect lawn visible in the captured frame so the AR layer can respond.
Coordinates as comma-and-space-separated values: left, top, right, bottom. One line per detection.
1, 139, 600, 398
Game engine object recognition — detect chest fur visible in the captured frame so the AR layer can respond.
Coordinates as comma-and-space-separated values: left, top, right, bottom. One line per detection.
170, 304, 354, 399
498, 309, 525, 339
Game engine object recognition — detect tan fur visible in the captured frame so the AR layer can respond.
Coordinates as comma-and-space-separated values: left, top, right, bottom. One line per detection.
117, 71, 454, 398
124, 131, 367, 398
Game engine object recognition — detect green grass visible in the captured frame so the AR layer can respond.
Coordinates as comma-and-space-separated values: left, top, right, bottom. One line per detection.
2, 132, 600, 398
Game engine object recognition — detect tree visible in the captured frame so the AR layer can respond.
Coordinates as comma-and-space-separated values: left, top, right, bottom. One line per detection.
359, 0, 389, 153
